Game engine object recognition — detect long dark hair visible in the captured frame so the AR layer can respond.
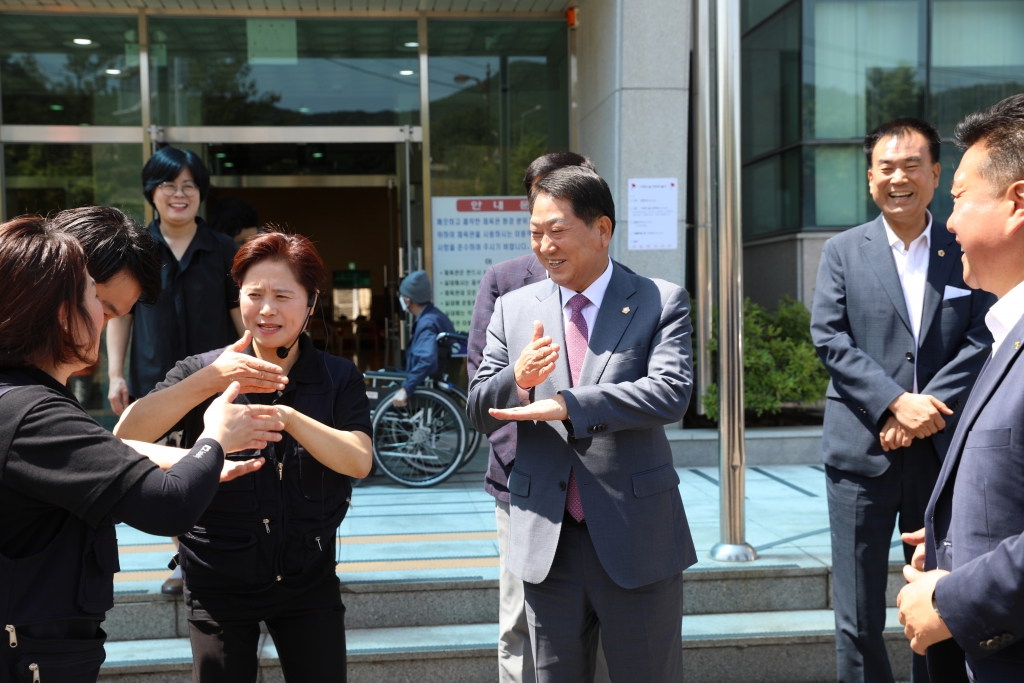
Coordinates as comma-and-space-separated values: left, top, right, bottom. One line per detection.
0, 216, 97, 369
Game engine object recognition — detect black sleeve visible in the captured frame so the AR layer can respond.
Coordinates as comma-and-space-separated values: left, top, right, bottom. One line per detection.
148, 354, 213, 447
224, 240, 240, 311
334, 364, 373, 437
5, 389, 159, 527
110, 438, 225, 536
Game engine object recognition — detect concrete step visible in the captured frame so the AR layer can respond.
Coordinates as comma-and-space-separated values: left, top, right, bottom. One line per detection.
96, 608, 911, 683
104, 561, 910, 642
668, 426, 822, 467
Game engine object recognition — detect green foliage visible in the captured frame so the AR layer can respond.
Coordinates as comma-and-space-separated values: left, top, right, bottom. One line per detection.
702, 296, 829, 421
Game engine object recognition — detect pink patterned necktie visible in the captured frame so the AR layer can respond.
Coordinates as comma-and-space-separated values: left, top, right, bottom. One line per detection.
565, 293, 590, 522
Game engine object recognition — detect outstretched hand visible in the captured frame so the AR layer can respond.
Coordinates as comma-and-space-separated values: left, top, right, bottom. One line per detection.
514, 321, 560, 390
208, 331, 288, 394
220, 456, 265, 483
489, 394, 568, 422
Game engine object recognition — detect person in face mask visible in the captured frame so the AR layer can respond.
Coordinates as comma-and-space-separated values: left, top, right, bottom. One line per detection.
392, 271, 456, 407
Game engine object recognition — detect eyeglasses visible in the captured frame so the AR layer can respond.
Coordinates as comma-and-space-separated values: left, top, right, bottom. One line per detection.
156, 181, 200, 197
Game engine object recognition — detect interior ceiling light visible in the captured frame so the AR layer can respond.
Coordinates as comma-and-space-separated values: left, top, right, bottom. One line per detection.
223, 162, 234, 168
105, 69, 121, 75
73, 38, 92, 45
50, 104, 63, 111
404, 41, 419, 47
298, 107, 310, 113
399, 70, 414, 76
312, 152, 324, 158
216, 153, 226, 158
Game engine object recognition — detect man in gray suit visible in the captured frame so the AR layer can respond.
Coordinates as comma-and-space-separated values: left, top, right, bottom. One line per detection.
468, 165, 696, 682
811, 118, 994, 683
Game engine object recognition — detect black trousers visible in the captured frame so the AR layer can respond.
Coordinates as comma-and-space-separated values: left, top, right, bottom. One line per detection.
187, 571, 346, 683
523, 513, 683, 683
827, 443, 967, 683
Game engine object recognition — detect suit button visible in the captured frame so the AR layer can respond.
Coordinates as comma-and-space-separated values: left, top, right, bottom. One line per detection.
906, 352, 915, 362
558, 481, 566, 491
1001, 634, 1014, 644
568, 436, 577, 444
587, 426, 596, 434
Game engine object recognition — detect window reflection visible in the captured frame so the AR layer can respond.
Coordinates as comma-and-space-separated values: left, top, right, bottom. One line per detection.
149, 19, 420, 127
0, 15, 142, 126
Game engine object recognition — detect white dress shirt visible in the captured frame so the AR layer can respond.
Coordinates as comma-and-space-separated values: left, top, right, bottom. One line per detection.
883, 213, 931, 392
558, 258, 614, 336
985, 279, 1024, 357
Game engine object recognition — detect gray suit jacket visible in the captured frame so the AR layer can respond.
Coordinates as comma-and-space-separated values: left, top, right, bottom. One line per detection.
468, 262, 697, 589
811, 217, 994, 477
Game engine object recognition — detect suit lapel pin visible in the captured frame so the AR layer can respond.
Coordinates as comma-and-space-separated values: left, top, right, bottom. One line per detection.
621, 306, 630, 315
1015, 341, 1021, 351
937, 249, 946, 257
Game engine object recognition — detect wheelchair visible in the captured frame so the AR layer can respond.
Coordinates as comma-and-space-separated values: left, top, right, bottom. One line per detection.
364, 332, 483, 487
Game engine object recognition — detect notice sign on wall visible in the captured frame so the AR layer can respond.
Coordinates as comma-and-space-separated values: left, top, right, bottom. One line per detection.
627, 178, 679, 251
431, 197, 534, 331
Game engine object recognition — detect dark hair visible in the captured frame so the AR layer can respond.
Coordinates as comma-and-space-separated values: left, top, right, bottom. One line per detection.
529, 165, 617, 234
864, 117, 942, 166
210, 197, 260, 239
142, 146, 211, 208
50, 206, 162, 307
954, 94, 1024, 191
232, 229, 325, 301
523, 152, 595, 195
0, 216, 97, 369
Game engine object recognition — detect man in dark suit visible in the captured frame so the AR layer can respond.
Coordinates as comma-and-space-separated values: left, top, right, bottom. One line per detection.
811, 117, 995, 683
468, 152, 627, 683
898, 94, 1024, 683
469, 165, 695, 682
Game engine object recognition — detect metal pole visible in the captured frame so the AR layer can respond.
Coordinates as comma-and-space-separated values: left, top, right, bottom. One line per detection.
139, 9, 154, 226
404, 137, 412, 274
710, 0, 756, 562
693, 0, 714, 416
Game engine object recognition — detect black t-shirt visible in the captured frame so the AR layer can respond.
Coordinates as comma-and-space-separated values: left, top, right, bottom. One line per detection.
0, 368, 157, 559
154, 334, 372, 448
129, 218, 241, 398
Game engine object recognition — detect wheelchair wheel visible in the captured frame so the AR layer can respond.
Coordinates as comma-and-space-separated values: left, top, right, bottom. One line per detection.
371, 387, 468, 487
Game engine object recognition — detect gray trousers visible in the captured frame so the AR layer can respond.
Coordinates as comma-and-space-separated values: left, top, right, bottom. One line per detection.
496, 501, 610, 683
522, 513, 683, 683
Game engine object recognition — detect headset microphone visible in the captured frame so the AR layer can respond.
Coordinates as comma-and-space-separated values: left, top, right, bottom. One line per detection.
276, 291, 317, 360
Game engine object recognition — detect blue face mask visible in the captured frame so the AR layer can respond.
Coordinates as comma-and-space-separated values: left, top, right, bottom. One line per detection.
399, 296, 410, 313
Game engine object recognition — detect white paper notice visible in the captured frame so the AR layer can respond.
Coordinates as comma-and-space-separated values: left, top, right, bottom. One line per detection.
431, 197, 533, 331
627, 178, 679, 251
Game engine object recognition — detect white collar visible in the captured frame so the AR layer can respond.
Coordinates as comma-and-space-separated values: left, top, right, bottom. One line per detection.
883, 212, 932, 252
558, 258, 614, 310
986, 278, 1024, 355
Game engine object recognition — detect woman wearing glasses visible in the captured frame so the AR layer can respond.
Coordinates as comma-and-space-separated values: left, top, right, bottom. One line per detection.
106, 146, 256, 596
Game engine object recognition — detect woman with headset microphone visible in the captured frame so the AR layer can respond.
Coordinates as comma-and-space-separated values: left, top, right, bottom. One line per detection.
115, 230, 373, 682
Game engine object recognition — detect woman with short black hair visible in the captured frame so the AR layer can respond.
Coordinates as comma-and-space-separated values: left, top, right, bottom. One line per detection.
0, 215, 281, 683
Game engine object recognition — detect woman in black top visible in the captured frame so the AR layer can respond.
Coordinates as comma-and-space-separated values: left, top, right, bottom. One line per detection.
0, 216, 282, 683
115, 231, 373, 683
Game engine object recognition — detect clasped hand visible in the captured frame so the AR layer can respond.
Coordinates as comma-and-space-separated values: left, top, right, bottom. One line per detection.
489, 321, 568, 422
880, 393, 953, 451
203, 381, 286, 457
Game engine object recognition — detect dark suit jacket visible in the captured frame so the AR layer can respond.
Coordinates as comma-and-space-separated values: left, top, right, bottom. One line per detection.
811, 217, 995, 477
468, 254, 547, 502
468, 263, 696, 588
926, 312, 1024, 677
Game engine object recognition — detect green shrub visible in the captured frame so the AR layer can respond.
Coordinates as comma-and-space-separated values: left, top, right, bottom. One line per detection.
701, 296, 829, 421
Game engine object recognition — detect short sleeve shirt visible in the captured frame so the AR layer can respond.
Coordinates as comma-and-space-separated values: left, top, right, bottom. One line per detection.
0, 368, 157, 559
130, 218, 240, 399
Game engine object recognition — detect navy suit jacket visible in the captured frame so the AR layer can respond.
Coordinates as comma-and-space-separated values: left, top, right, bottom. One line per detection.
926, 312, 1024, 675
811, 217, 995, 476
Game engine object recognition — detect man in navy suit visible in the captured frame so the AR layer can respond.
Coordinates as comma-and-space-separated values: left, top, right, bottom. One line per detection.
811, 118, 995, 683
898, 94, 1024, 683
468, 151, 619, 683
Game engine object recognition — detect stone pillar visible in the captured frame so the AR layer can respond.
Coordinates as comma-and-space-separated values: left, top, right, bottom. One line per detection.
575, 0, 691, 287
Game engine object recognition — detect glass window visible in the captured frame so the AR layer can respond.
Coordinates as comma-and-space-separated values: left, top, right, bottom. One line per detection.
931, 0, 1024, 137
0, 15, 142, 126
805, 144, 877, 227
742, 148, 802, 238
742, 1, 800, 162
4, 143, 145, 222
804, 0, 926, 139
149, 19, 420, 127
743, 0, 794, 33
202, 143, 396, 176
929, 142, 963, 225
428, 21, 569, 197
